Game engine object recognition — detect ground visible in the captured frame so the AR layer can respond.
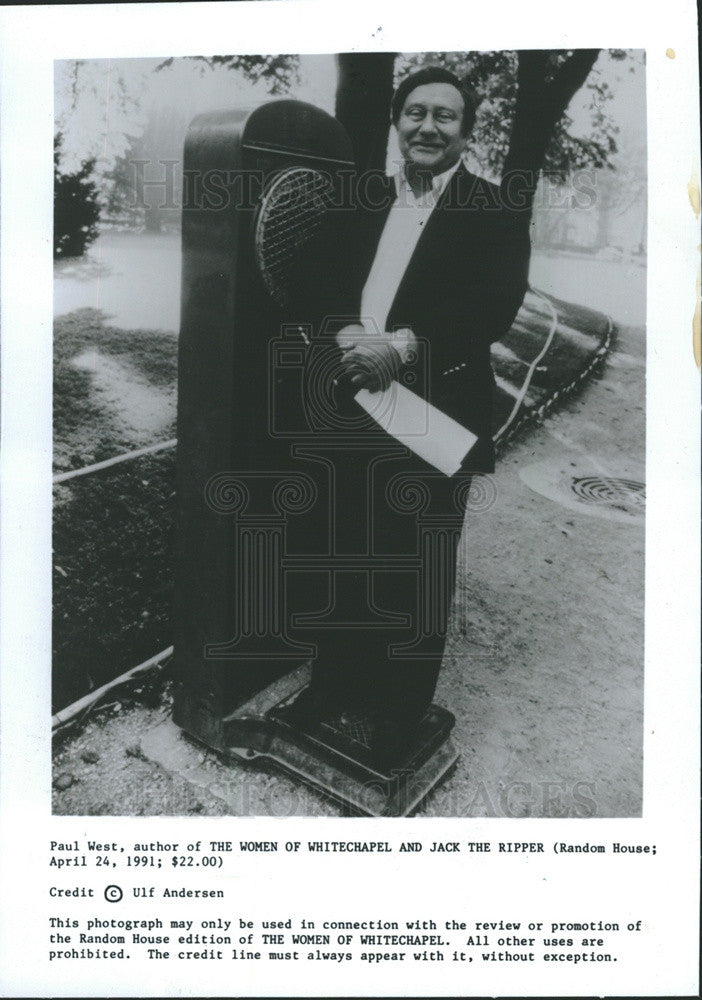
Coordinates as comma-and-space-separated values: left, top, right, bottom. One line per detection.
52, 231, 645, 818
53, 230, 646, 332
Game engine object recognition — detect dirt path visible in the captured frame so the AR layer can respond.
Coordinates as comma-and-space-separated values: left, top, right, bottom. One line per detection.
53, 321, 644, 818
434, 321, 644, 817
70, 348, 176, 443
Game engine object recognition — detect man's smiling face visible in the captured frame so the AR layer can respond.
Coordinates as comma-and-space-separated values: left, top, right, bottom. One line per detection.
396, 82, 467, 177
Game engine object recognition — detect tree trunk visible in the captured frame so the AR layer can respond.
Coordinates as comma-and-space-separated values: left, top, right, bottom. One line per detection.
335, 52, 396, 171
503, 50, 600, 213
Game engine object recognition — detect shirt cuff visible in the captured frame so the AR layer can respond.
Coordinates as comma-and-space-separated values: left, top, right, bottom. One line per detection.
386, 328, 417, 365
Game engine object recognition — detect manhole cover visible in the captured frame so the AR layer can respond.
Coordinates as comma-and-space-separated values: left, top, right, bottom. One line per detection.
519, 461, 645, 525
571, 476, 645, 512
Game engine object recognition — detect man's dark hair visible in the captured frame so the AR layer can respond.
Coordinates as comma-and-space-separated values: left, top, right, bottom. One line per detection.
390, 66, 478, 137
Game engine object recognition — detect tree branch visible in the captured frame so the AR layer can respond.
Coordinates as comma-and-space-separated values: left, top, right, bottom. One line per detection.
548, 49, 600, 115
503, 49, 601, 212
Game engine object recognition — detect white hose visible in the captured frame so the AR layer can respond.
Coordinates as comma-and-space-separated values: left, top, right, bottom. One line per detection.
53, 439, 176, 484
51, 645, 173, 733
493, 290, 559, 442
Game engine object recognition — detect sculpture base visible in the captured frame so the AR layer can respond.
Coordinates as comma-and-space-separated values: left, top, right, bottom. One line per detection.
219, 687, 459, 817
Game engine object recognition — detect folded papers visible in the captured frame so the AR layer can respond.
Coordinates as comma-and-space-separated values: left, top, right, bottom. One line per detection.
355, 381, 477, 476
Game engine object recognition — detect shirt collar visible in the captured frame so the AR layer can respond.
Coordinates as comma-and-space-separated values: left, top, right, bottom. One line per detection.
393, 157, 462, 205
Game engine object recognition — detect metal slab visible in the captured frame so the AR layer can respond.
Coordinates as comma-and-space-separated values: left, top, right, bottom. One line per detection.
221, 691, 459, 817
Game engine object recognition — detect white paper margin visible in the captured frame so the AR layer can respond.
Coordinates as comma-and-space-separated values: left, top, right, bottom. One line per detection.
0, 2, 699, 996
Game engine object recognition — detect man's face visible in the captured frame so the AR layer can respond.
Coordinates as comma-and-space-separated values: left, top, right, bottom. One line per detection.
396, 82, 467, 176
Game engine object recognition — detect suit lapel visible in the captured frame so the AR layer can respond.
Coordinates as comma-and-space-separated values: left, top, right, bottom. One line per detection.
385, 162, 469, 325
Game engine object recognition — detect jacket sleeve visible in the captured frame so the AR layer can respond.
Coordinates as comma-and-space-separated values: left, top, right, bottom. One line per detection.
388, 207, 531, 449
436, 209, 531, 369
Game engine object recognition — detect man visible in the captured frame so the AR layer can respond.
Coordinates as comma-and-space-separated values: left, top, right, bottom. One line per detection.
283, 67, 531, 768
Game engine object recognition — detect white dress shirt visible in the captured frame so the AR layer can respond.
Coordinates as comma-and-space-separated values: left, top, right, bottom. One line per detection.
359, 159, 461, 358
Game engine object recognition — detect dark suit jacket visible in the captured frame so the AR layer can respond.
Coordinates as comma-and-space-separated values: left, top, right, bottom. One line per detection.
291, 162, 531, 472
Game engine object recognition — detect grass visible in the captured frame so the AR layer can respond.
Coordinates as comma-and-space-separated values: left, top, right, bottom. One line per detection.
53, 308, 177, 472
53, 309, 177, 711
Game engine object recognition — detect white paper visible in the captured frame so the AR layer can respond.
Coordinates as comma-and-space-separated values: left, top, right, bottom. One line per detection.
355, 382, 478, 475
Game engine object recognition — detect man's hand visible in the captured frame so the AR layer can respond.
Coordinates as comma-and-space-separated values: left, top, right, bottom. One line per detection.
334, 324, 417, 394
338, 341, 402, 393
335, 323, 366, 352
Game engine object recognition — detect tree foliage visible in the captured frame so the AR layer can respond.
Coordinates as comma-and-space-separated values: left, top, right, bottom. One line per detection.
173, 50, 621, 183
156, 54, 300, 94
54, 133, 101, 259
56, 49, 631, 247
55, 59, 149, 174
